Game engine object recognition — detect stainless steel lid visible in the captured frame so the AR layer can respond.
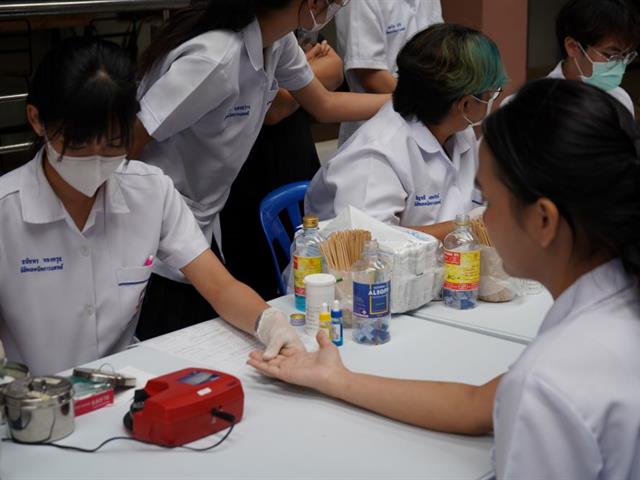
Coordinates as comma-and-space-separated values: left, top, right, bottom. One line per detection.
0, 360, 29, 387
5, 376, 73, 409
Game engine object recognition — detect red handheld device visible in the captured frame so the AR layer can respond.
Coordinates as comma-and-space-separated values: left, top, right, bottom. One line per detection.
123, 368, 244, 447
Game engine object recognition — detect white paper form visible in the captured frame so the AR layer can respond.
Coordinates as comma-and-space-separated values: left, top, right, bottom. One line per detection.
142, 319, 261, 369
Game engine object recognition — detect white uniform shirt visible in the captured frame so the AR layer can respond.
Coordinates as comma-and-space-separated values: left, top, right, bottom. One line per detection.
502, 62, 636, 118
335, 0, 443, 144
305, 102, 481, 226
137, 19, 314, 279
493, 259, 640, 479
0, 151, 209, 375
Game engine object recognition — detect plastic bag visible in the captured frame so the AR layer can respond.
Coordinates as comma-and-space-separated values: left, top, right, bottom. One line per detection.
479, 246, 522, 302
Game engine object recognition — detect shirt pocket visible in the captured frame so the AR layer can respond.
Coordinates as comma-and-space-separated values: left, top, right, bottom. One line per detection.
116, 266, 153, 331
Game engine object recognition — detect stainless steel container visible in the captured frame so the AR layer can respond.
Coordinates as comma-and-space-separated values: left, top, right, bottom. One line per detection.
4, 376, 74, 443
0, 361, 29, 424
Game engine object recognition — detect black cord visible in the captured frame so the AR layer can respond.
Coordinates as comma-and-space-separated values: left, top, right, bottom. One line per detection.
3, 410, 235, 453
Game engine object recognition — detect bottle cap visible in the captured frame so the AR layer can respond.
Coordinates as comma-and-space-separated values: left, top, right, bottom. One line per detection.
332, 300, 340, 311
455, 214, 470, 226
303, 216, 319, 228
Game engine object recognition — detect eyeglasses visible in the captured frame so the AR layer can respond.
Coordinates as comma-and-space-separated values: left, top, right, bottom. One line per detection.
473, 87, 503, 104
586, 45, 638, 66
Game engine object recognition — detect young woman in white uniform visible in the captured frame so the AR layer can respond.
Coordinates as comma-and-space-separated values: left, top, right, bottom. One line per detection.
503, 0, 639, 116
335, 0, 443, 144
0, 38, 302, 375
250, 78, 640, 478
130, 0, 390, 337
306, 24, 506, 240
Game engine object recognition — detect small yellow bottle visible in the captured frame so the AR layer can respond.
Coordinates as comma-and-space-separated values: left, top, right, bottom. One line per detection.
319, 303, 332, 339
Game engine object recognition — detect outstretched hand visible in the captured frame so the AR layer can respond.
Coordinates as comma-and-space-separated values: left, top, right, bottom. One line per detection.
247, 330, 347, 393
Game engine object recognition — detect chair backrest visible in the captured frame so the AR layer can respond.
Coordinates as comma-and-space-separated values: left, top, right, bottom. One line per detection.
259, 181, 310, 295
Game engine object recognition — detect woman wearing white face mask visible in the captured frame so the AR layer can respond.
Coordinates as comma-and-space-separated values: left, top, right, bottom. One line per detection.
128, 0, 391, 339
305, 24, 507, 240
0, 37, 304, 375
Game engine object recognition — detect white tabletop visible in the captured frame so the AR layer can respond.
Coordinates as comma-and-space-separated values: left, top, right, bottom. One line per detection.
1, 302, 526, 480
412, 291, 554, 345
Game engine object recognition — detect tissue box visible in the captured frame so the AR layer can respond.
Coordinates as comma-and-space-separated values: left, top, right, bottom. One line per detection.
318, 207, 438, 313
68, 376, 114, 416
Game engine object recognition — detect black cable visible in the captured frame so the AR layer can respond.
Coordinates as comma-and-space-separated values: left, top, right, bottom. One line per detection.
3, 410, 235, 453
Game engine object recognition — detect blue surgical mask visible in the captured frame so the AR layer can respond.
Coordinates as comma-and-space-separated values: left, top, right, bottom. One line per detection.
575, 44, 627, 91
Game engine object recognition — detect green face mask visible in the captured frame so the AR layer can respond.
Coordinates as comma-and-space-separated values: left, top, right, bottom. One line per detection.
575, 44, 627, 91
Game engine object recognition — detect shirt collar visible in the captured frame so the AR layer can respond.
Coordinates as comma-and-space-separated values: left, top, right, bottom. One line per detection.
410, 119, 474, 161
243, 18, 266, 71
547, 61, 566, 80
19, 148, 129, 225
538, 258, 636, 335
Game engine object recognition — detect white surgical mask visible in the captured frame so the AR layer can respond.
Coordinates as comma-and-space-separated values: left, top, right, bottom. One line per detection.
463, 96, 496, 128
45, 141, 125, 197
302, 0, 349, 33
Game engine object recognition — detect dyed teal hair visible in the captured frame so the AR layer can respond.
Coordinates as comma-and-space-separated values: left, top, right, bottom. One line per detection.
394, 23, 509, 124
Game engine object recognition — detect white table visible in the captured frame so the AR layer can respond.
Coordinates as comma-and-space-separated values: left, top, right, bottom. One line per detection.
412, 291, 554, 345
0, 302, 526, 480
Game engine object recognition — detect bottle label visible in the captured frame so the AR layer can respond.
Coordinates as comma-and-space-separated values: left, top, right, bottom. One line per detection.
443, 249, 480, 291
353, 281, 390, 318
331, 322, 343, 341
293, 255, 322, 297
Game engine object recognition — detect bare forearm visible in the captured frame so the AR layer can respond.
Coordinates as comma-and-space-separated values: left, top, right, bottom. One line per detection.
182, 251, 268, 335
312, 51, 344, 92
354, 68, 397, 94
324, 371, 499, 435
316, 91, 390, 123
410, 221, 455, 242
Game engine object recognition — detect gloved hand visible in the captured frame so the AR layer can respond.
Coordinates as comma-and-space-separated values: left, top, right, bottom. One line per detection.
256, 308, 305, 360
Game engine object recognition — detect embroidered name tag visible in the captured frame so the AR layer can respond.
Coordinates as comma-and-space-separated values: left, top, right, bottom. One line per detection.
386, 23, 407, 35
20, 256, 64, 273
224, 104, 251, 120
415, 193, 442, 207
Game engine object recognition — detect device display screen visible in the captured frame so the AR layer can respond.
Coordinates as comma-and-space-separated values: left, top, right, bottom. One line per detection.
178, 371, 220, 386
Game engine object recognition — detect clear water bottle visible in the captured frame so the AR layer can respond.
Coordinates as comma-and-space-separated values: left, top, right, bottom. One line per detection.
293, 216, 323, 311
443, 214, 480, 310
352, 240, 391, 345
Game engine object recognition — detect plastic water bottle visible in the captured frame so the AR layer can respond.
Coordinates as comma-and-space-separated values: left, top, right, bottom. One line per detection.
352, 240, 391, 345
293, 216, 323, 311
443, 214, 480, 310
331, 300, 344, 347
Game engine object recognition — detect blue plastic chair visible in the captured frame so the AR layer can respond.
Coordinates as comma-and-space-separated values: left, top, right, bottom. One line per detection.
259, 181, 310, 295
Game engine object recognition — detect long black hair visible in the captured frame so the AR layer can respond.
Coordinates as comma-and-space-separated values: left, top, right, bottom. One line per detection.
483, 78, 640, 278
137, 0, 295, 78
27, 37, 139, 153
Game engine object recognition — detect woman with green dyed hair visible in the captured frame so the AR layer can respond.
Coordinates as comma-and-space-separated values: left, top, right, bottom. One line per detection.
305, 23, 507, 240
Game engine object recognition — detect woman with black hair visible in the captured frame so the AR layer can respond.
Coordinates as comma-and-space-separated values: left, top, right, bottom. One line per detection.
129, 0, 390, 337
0, 37, 303, 375
249, 78, 640, 478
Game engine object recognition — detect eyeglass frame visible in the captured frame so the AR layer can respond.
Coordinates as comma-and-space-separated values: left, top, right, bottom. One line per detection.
472, 87, 504, 104
583, 44, 638, 66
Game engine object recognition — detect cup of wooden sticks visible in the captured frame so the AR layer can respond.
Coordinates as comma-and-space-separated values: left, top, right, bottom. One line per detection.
470, 218, 518, 303
319, 229, 373, 327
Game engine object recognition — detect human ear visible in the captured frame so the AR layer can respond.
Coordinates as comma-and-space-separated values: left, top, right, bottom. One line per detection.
26, 105, 45, 137
528, 198, 560, 249
564, 36, 581, 60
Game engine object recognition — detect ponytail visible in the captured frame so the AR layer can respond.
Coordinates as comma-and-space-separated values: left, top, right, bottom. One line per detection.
138, 0, 294, 78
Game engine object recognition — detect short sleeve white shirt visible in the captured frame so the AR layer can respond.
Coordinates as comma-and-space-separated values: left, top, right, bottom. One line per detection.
0, 151, 209, 374
335, 0, 443, 143
493, 259, 640, 479
305, 102, 482, 226
137, 19, 314, 256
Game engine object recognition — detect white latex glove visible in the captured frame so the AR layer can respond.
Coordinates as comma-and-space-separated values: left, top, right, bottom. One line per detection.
256, 308, 305, 360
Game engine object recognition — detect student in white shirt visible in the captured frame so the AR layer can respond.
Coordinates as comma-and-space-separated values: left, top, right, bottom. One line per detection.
306, 24, 506, 240
504, 0, 638, 116
129, 0, 390, 337
335, 0, 443, 144
0, 38, 302, 375
249, 78, 640, 479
